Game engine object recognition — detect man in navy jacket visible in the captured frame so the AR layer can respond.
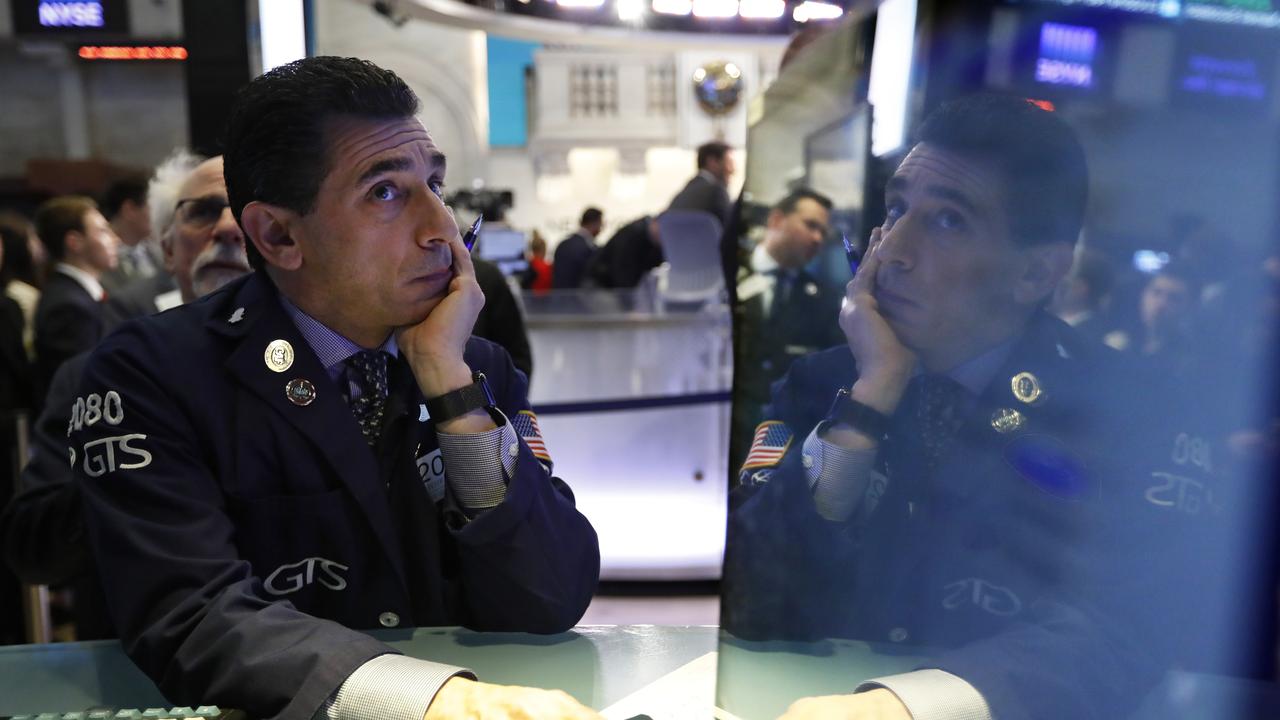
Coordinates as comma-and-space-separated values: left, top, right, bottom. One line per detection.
725, 95, 1214, 719
71, 57, 600, 720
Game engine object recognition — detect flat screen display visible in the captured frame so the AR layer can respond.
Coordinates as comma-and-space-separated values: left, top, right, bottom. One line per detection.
11, 0, 130, 37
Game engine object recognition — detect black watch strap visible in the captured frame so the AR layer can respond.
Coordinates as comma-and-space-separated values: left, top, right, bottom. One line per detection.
827, 388, 891, 440
425, 372, 497, 424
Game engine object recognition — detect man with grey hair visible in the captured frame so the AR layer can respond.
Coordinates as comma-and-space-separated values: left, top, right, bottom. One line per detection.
0, 148, 250, 639
107, 150, 250, 317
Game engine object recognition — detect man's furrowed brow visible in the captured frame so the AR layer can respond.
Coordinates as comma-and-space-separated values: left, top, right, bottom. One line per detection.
925, 185, 979, 215
354, 150, 448, 188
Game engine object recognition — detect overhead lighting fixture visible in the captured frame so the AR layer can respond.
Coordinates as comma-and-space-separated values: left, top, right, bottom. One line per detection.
557, 0, 605, 7
617, 0, 645, 20
652, 0, 693, 15
78, 45, 188, 61
867, 0, 917, 156
259, 0, 306, 73
692, 0, 738, 18
739, 0, 784, 19
793, 0, 842, 23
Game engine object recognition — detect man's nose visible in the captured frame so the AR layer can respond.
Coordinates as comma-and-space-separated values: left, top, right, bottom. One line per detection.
875, 218, 916, 269
212, 206, 244, 245
413, 188, 458, 248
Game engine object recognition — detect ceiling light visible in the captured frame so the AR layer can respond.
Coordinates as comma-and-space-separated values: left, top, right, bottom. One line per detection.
652, 0, 693, 15
738, 0, 783, 19
692, 0, 738, 18
617, 0, 645, 20
793, 0, 842, 23
556, 0, 606, 8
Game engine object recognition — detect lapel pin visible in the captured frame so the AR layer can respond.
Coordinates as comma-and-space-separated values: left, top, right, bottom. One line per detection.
804, 282, 818, 296
285, 378, 316, 406
1011, 372, 1045, 406
991, 407, 1026, 434
228, 307, 245, 324
265, 339, 294, 373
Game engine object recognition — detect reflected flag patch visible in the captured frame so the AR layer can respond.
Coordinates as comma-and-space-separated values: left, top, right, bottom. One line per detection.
742, 421, 792, 471
512, 410, 552, 463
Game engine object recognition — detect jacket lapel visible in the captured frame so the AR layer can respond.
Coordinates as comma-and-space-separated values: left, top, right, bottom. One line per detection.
211, 274, 409, 586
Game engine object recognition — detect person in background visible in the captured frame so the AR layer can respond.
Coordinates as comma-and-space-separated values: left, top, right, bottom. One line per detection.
586, 215, 663, 290
32, 196, 120, 394
552, 207, 604, 289
0, 212, 42, 358
1050, 249, 1114, 346
521, 231, 553, 293
100, 177, 178, 320
0, 231, 34, 645
1104, 264, 1196, 380
472, 257, 534, 380
729, 189, 844, 473
668, 140, 734, 227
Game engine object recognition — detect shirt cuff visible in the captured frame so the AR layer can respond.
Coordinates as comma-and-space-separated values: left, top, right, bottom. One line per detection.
436, 409, 517, 510
320, 653, 476, 720
802, 425, 878, 522
856, 669, 993, 720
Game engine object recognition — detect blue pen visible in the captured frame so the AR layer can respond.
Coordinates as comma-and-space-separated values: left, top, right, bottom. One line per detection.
462, 216, 483, 252
841, 232, 860, 275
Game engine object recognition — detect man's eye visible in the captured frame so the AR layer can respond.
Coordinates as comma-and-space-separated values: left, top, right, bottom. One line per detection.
428, 179, 446, 198
371, 183, 400, 202
936, 210, 966, 231
883, 201, 904, 226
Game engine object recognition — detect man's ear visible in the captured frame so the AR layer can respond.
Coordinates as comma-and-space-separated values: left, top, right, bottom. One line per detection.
1014, 242, 1074, 306
62, 230, 85, 261
240, 201, 302, 271
159, 226, 177, 274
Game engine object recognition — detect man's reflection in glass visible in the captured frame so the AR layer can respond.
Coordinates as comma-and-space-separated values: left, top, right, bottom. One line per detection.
724, 95, 1211, 719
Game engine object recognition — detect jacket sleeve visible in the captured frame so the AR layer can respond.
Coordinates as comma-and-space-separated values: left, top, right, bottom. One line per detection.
449, 339, 601, 634
1, 353, 92, 584
72, 326, 395, 720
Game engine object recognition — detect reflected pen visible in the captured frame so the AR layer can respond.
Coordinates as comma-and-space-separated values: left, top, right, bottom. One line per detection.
841, 232, 860, 275
462, 215, 483, 252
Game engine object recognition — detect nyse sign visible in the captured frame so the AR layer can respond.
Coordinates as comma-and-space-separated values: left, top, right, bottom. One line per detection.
39, 1, 104, 27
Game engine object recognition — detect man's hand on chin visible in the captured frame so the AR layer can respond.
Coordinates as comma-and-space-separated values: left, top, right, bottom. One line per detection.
424, 676, 602, 720
397, 233, 486, 401
778, 689, 913, 720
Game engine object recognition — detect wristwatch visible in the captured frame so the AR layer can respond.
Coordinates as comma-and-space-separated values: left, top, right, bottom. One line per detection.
425, 372, 500, 424
826, 387, 891, 441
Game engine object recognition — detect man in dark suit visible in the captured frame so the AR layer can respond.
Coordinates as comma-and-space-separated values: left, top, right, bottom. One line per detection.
668, 140, 734, 226
586, 215, 663, 289
33, 196, 120, 393
472, 257, 533, 380
725, 96, 1208, 720
551, 207, 603, 289
729, 188, 844, 473
99, 177, 176, 321
71, 57, 600, 720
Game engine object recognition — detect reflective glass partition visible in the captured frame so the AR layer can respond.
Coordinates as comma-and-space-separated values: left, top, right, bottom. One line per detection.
718, 2, 1280, 718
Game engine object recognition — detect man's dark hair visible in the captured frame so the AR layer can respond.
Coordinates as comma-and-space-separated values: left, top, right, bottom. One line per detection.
696, 141, 731, 170
1073, 250, 1114, 306
581, 208, 603, 227
34, 196, 96, 262
915, 94, 1088, 248
101, 177, 148, 219
775, 188, 833, 215
223, 56, 420, 271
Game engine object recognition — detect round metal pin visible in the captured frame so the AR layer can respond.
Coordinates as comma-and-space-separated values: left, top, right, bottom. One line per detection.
265, 339, 295, 373
285, 378, 316, 406
1011, 371, 1044, 405
991, 407, 1026, 434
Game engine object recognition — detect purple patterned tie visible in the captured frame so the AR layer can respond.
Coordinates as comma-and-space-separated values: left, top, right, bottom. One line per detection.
347, 350, 389, 447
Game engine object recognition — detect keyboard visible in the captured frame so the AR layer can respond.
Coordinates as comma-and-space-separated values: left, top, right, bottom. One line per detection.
2, 708, 245, 720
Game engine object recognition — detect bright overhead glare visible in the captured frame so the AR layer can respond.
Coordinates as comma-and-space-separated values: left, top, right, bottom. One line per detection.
556, 0, 605, 8
739, 0, 784, 19
617, 0, 645, 20
867, 0, 917, 156
792, 0, 843, 23
652, 0, 693, 15
693, 0, 738, 18
257, 0, 305, 74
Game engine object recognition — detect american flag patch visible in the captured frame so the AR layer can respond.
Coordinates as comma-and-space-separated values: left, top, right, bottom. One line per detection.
742, 421, 792, 471
511, 410, 551, 463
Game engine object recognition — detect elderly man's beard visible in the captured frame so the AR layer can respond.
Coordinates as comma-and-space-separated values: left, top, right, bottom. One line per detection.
191, 241, 252, 298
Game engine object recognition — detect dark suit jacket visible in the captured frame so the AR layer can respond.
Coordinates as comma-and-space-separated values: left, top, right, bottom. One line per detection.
724, 313, 1217, 719
34, 271, 111, 393
668, 172, 731, 226
551, 231, 596, 289
472, 258, 533, 380
586, 217, 664, 289
104, 272, 176, 322
729, 266, 845, 472
72, 272, 600, 718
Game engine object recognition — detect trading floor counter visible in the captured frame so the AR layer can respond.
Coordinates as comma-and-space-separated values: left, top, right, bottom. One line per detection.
3, 626, 1278, 719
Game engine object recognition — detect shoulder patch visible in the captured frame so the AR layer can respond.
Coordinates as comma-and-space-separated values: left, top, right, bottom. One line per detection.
742, 421, 793, 471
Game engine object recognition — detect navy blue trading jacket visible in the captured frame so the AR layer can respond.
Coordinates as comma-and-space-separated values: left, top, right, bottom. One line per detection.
70, 272, 600, 719
724, 312, 1216, 719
